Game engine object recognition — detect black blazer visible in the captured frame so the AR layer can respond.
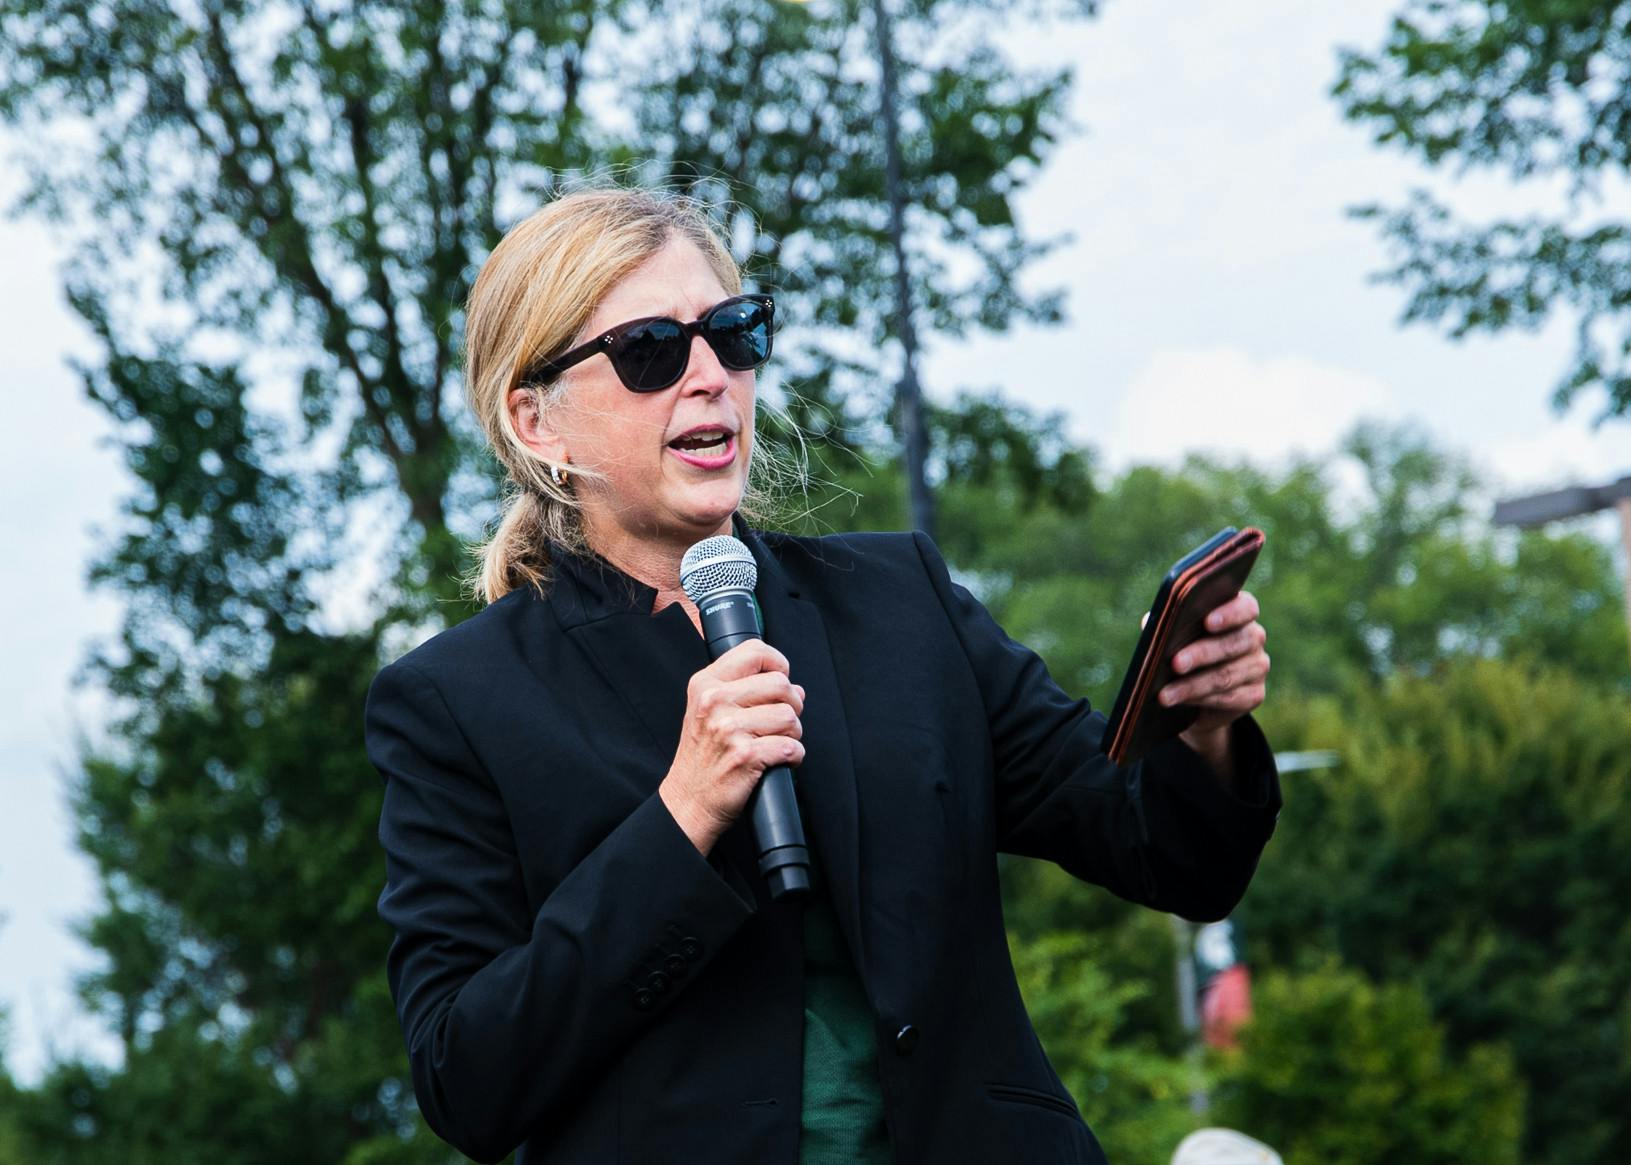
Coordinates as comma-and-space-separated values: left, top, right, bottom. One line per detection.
365, 527, 1281, 1165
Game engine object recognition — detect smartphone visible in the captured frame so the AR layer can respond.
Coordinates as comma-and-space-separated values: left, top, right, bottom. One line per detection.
1102, 527, 1264, 765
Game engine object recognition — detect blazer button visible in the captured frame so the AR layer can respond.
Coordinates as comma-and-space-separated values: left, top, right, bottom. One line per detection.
679, 936, 703, 959
647, 971, 671, 993
894, 1024, 920, 1056
664, 953, 688, 976
633, 989, 656, 1011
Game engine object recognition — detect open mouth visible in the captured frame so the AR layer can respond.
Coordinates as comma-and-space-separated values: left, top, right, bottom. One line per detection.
668, 429, 732, 455
666, 427, 737, 469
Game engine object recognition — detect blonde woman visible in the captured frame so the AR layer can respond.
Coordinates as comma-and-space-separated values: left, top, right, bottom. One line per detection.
366, 188, 1279, 1165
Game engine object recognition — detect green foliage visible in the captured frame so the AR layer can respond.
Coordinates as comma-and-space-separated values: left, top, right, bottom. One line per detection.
0, 0, 622, 608
17, 1026, 350, 1165
1247, 658, 1631, 1165
1002, 860, 1188, 1054
1334, 0, 1631, 417
1211, 961, 1524, 1165
1010, 930, 1197, 1165
0, 1018, 29, 1164
803, 414, 1627, 701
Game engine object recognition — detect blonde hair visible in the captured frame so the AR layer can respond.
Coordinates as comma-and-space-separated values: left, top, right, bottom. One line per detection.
463, 187, 760, 605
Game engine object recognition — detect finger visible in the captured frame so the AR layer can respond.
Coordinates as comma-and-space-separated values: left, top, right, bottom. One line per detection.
1203, 589, 1260, 634
709, 639, 792, 681
1161, 651, 1270, 706
1172, 621, 1266, 674
1185, 682, 1267, 714
767, 736, 806, 768
734, 730, 805, 772
723, 671, 805, 713
1183, 696, 1264, 738
727, 702, 803, 739
1168, 654, 1270, 705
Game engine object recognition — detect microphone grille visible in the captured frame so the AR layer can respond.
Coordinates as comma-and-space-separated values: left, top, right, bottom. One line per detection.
680, 535, 758, 603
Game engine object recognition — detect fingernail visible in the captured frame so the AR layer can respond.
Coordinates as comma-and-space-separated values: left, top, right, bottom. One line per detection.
1174, 652, 1189, 672
1159, 688, 1175, 706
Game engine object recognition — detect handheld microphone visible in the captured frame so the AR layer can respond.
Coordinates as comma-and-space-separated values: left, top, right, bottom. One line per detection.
680, 535, 811, 902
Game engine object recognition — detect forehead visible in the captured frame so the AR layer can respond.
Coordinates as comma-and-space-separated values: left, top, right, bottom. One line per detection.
589, 236, 732, 328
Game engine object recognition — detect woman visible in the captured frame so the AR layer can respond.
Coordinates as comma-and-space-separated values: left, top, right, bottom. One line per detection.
366, 188, 1278, 1165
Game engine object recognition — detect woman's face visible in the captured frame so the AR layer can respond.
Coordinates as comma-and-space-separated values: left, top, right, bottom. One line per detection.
530, 237, 756, 567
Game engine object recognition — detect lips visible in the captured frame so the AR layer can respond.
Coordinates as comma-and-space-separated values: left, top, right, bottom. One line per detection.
666, 425, 738, 470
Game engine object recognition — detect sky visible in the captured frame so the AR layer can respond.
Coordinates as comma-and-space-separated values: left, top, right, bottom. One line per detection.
2, 0, 1629, 1086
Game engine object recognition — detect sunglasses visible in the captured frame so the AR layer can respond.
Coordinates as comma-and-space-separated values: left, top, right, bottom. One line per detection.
530, 294, 775, 393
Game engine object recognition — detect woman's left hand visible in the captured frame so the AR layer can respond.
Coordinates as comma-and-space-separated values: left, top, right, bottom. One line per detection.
1161, 589, 1270, 767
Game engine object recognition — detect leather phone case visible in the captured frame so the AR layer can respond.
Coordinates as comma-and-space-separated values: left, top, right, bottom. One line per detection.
1102, 527, 1265, 766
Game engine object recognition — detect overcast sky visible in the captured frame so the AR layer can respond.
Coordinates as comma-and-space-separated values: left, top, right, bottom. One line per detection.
3, 0, 1628, 1085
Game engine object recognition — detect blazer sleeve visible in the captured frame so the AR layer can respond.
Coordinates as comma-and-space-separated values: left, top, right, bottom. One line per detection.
366, 657, 755, 1163
911, 532, 1281, 922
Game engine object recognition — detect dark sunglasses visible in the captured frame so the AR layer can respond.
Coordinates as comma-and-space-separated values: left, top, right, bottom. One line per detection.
529, 294, 775, 393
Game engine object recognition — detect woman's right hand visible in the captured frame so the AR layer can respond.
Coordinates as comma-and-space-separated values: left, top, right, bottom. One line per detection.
659, 640, 806, 856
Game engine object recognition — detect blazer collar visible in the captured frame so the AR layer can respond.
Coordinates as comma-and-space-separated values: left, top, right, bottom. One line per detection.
544, 515, 791, 630
544, 543, 659, 629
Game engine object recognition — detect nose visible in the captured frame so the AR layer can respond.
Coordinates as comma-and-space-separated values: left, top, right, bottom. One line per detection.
679, 333, 730, 398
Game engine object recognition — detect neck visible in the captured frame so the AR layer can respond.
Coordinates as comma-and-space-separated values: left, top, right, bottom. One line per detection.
584, 513, 737, 626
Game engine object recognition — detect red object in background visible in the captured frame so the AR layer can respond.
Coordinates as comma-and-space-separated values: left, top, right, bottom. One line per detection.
1201, 963, 1253, 1049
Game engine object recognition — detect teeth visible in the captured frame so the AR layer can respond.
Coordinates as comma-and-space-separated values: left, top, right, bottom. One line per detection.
673, 430, 730, 452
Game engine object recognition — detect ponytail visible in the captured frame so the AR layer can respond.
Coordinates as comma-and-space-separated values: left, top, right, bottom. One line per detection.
468, 483, 584, 605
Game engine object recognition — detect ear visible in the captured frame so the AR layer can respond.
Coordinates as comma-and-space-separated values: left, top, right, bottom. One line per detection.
507, 385, 569, 464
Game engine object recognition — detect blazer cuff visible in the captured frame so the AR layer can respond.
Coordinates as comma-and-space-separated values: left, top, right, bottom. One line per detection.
1144, 713, 1281, 818
612, 788, 759, 935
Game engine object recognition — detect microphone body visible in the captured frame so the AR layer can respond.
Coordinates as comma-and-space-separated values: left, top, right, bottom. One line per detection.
682, 538, 812, 901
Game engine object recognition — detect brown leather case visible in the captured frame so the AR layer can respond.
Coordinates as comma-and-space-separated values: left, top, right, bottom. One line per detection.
1102, 527, 1265, 766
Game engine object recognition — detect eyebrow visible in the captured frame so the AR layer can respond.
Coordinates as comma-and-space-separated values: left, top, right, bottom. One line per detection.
601, 297, 725, 326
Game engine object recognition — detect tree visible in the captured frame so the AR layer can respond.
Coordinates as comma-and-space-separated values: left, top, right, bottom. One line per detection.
1210, 961, 1524, 1165
811, 414, 1627, 702
1334, 0, 1631, 418
1, 0, 614, 612
1009, 929, 1197, 1165
0, 0, 1090, 1157
0, 1014, 30, 1164
1247, 658, 1631, 1165
622, 0, 1086, 531
624, 0, 1079, 452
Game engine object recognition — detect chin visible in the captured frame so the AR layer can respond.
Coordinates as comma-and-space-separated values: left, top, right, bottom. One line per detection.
675, 487, 745, 535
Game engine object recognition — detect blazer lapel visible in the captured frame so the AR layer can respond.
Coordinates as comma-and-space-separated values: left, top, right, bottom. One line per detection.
744, 529, 869, 976
546, 549, 708, 774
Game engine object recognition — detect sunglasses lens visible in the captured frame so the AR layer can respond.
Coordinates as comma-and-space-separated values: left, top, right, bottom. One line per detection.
600, 298, 774, 391
610, 319, 689, 391
706, 298, 773, 370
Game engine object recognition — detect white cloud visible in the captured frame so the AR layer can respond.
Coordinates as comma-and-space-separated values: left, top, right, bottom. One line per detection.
1477, 419, 1631, 497
1101, 346, 1396, 470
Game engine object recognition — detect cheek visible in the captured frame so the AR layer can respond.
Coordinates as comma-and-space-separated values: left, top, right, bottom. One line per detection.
559, 391, 659, 470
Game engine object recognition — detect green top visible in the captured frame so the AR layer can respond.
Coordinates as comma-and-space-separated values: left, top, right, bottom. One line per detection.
799, 871, 893, 1164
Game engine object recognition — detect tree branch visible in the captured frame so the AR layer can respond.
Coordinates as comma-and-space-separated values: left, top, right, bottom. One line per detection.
193, 9, 408, 463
